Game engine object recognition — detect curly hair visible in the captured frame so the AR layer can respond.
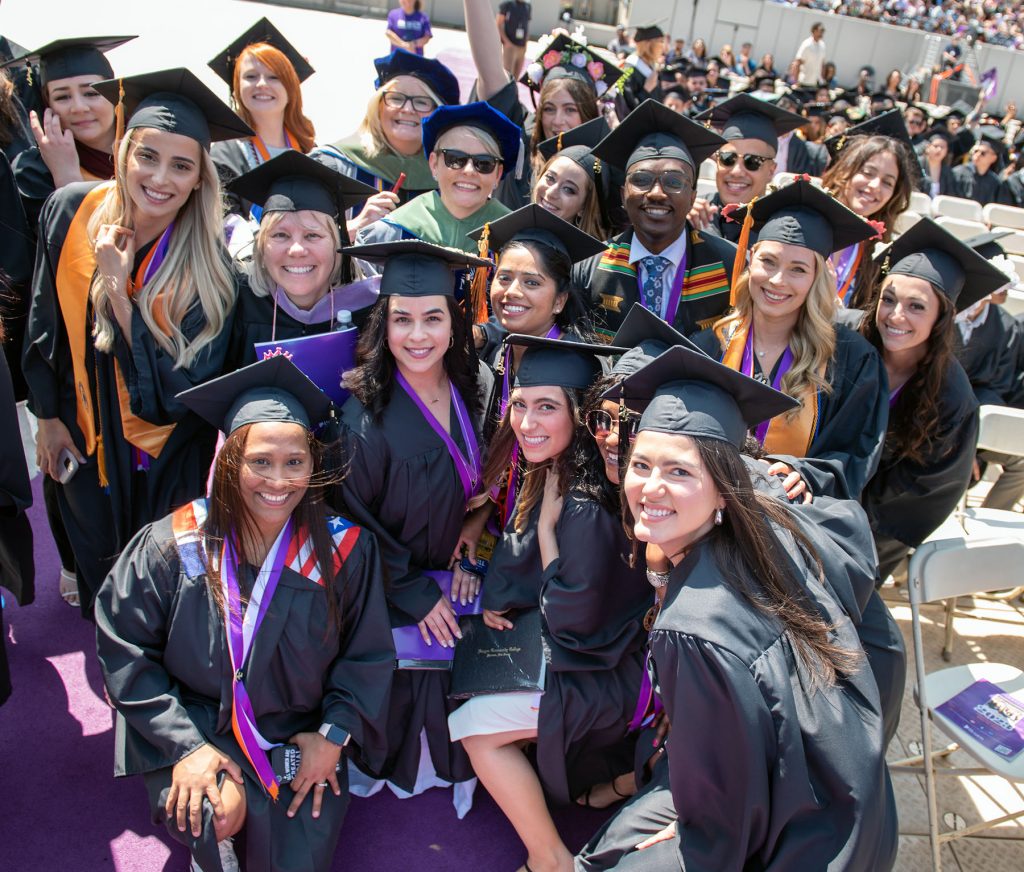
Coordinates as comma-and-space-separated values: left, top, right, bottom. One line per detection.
859, 276, 956, 464
232, 43, 316, 153
343, 293, 483, 424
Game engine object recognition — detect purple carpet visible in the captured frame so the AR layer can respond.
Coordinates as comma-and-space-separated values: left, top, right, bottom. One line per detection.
0, 477, 611, 871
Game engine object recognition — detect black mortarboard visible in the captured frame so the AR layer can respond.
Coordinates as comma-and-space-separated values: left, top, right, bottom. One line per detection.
505, 334, 625, 390
342, 239, 492, 297
592, 98, 725, 171
536, 116, 610, 173
877, 217, 1010, 311
3, 35, 135, 86
520, 34, 622, 96
733, 178, 879, 258
695, 93, 805, 150
604, 345, 798, 447
975, 124, 1006, 157
177, 355, 332, 434
421, 101, 522, 170
947, 99, 974, 119
208, 17, 314, 87
609, 303, 705, 379
684, 64, 708, 79
374, 48, 460, 107
633, 25, 664, 43
227, 151, 376, 220
964, 230, 1012, 261
468, 203, 606, 263
802, 102, 831, 120
824, 108, 912, 158
94, 68, 253, 150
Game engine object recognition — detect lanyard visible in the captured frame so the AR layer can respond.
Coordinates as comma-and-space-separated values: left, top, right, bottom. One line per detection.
395, 370, 481, 502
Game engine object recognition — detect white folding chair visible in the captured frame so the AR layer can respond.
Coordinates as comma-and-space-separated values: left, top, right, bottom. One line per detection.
991, 229, 1024, 256
1004, 286, 1024, 317
893, 210, 923, 236
698, 159, 717, 181
984, 202, 1024, 231
771, 171, 796, 188
909, 191, 934, 215
695, 178, 718, 200
889, 537, 1024, 871
932, 195, 985, 223
934, 215, 988, 241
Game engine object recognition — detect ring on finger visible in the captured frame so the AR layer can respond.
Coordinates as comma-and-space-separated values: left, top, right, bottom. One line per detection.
315, 781, 329, 788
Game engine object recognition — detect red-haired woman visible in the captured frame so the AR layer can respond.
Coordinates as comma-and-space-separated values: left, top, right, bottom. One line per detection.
208, 19, 317, 217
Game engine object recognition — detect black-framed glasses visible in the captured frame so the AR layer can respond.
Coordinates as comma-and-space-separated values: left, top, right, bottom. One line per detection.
625, 169, 693, 194
715, 150, 773, 172
438, 148, 502, 175
382, 90, 437, 113
586, 409, 638, 439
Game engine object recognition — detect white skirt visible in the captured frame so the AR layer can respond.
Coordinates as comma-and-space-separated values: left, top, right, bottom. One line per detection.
448, 691, 543, 741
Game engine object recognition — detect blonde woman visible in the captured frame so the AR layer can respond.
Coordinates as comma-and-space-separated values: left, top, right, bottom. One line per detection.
22, 69, 247, 618
314, 49, 461, 236
691, 181, 888, 500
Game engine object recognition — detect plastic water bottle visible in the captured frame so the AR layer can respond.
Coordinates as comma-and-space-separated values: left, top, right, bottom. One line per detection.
334, 309, 354, 332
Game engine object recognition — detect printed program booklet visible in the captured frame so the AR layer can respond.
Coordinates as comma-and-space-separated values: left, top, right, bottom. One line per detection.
935, 678, 1024, 760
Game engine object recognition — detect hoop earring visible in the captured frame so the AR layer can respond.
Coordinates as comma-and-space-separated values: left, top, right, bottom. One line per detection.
449, 334, 455, 349
714, 508, 724, 526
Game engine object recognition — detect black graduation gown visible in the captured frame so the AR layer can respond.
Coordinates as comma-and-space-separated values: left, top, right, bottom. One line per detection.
22, 182, 232, 613
691, 324, 889, 498
474, 78, 532, 212
998, 170, 1024, 207
0, 348, 34, 707
786, 136, 828, 176
862, 359, 979, 551
0, 150, 34, 400
211, 138, 262, 217
571, 227, 737, 339
336, 364, 493, 789
649, 531, 898, 871
94, 506, 394, 872
951, 163, 1001, 205
918, 164, 962, 197
956, 303, 1019, 406
481, 492, 651, 805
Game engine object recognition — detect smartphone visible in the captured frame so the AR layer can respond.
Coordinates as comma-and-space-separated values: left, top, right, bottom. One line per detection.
270, 743, 344, 785
57, 447, 80, 484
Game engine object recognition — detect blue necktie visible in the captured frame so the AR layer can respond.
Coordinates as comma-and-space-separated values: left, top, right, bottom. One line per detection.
641, 255, 671, 319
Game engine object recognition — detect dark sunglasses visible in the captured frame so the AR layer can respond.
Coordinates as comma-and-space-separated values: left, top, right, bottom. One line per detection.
625, 170, 692, 194
586, 409, 638, 439
438, 148, 502, 175
382, 91, 437, 113
715, 150, 774, 172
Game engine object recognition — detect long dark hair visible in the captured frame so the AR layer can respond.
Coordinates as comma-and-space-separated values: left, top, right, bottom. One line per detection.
859, 277, 956, 464
475, 384, 616, 531
622, 432, 862, 687
344, 294, 482, 423
529, 77, 600, 162
203, 423, 344, 630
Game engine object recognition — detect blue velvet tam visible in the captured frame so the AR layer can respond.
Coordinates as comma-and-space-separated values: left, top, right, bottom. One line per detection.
374, 48, 460, 107
422, 101, 523, 172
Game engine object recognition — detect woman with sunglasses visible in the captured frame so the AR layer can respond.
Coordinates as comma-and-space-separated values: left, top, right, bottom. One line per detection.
691, 182, 889, 500
450, 334, 649, 872
573, 344, 897, 872
859, 219, 1009, 581
336, 240, 493, 810
314, 49, 461, 237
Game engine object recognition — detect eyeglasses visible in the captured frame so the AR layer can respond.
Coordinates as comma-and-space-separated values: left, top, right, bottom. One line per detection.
382, 90, 437, 113
586, 409, 638, 439
625, 170, 693, 194
715, 150, 774, 172
438, 148, 502, 175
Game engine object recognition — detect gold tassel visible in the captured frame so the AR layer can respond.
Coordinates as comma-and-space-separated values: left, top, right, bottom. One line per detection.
594, 158, 601, 176
96, 435, 109, 489
556, 131, 564, 151
729, 197, 758, 306
468, 223, 491, 325
113, 78, 126, 154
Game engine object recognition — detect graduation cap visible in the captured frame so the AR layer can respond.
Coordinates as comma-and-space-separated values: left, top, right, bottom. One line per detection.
468, 203, 606, 263
633, 25, 664, 43
876, 217, 1010, 312
824, 108, 912, 159
802, 102, 831, 120
227, 151, 376, 221
604, 344, 798, 447
94, 68, 254, 150
342, 239, 492, 297
421, 101, 522, 173
964, 229, 1012, 261
504, 334, 626, 390
733, 178, 880, 259
592, 98, 725, 171
2, 35, 135, 86
947, 99, 974, 119
536, 116, 610, 179
0, 36, 30, 65
683, 64, 708, 80
609, 302, 705, 379
208, 17, 314, 87
695, 93, 805, 150
176, 355, 333, 434
974, 124, 1006, 158
373, 48, 460, 107
520, 34, 622, 97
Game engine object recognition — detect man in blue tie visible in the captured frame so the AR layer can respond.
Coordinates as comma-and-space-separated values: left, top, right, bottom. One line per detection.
572, 99, 739, 338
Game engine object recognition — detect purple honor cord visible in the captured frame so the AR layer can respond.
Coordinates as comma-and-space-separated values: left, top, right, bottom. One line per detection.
220, 518, 293, 793
740, 324, 794, 445
636, 251, 687, 324
395, 370, 481, 502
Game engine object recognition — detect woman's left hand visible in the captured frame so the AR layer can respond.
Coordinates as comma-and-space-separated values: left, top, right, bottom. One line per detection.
285, 731, 343, 820
537, 467, 563, 533
635, 820, 677, 851
766, 461, 812, 504
94, 224, 135, 297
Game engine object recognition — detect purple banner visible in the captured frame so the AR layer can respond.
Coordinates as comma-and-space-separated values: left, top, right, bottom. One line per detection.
254, 327, 357, 407
393, 570, 484, 667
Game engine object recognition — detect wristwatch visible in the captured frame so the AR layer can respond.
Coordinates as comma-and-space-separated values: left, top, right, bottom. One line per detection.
318, 723, 351, 747
645, 569, 670, 589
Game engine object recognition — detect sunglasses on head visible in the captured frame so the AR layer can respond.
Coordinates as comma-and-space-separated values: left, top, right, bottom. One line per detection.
625, 170, 693, 194
438, 148, 502, 174
586, 409, 638, 439
715, 150, 773, 172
